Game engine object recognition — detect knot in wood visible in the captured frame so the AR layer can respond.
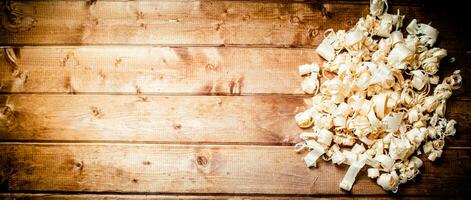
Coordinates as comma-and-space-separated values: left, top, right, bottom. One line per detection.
1, 1, 38, 33
172, 122, 182, 130
74, 161, 84, 170
0, 105, 16, 130
206, 63, 218, 71
196, 155, 209, 167
290, 16, 301, 25
1, 105, 14, 117
90, 106, 103, 118
308, 27, 319, 38
242, 14, 250, 21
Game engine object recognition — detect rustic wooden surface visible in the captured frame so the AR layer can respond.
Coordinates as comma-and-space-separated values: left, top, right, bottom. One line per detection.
0, 0, 470, 199
0, 143, 470, 195
0, 95, 470, 147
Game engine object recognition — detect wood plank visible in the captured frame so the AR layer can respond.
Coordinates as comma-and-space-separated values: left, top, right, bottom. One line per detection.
1, 47, 469, 97
0, 94, 307, 144
2, 1, 464, 47
0, 143, 469, 195
1, 1, 468, 96
0, 0, 356, 46
0, 95, 470, 147
0, 47, 313, 95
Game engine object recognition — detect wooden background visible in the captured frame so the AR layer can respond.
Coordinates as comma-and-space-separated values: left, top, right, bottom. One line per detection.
0, 0, 470, 199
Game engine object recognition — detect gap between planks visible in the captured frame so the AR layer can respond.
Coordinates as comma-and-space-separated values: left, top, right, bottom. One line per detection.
0, 92, 470, 101
0, 141, 470, 150
0, 192, 465, 199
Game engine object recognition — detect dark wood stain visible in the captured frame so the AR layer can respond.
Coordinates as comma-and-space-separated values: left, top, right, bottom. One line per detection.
64, 76, 76, 94
0, 153, 17, 191
236, 76, 244, 95
90, 106, 103, 118
172, 122, 182, 130
199, 82, 213, 95
135, 84, 141, 95
136, 96, 149, 102
98, 70, 106, 80
228, 80, 235, 95
86, 0, 97, 7
115, 168, 124, 177
114, 57, 122, 67
196, 155, 208, 167
175, 48, 193, 74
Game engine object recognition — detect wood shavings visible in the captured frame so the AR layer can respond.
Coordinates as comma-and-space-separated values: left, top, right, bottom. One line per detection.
370, 0, 388, 17
368, 168, 380, 178
377, 171, 400, 192
303, 140, 326, 167
340, 158, 366, 191
316, 39, 336, 61
294, 0, 463, 192
295, 111, 314, 128
387, 44, 412, 69
4, 48, 18, 68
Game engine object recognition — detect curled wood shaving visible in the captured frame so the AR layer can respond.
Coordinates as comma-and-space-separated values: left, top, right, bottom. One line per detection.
340, 158, 366, 191
294, 0, 463, 192
4, 48, 18, 68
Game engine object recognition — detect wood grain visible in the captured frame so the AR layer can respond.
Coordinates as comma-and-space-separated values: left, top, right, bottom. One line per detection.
2, 1, 463, 47
0, 143, 469, 195
0, 94, 470, 147
0, 0, 351, 46
0, 47, 313, 95
0, 94, 306, 144
1, 0, 469, 198
1, 47, 469, 97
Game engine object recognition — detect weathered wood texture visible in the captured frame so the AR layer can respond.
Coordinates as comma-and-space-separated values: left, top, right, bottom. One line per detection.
0, 143, 470, 195
0, 0, 469, 198
1, 47, 469, 97
1, 95, 470, 146
0, 1, 363, 46
0, 95, 304, 144
0, 1, 467, 48
1, 1, 468, 96
0, 47, 313, 95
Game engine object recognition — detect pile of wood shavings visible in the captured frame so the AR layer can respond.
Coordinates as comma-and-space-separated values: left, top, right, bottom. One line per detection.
294, 0, 462, 192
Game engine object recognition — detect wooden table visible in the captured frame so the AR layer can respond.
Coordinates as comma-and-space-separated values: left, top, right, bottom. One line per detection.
0, 0, 470, 199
